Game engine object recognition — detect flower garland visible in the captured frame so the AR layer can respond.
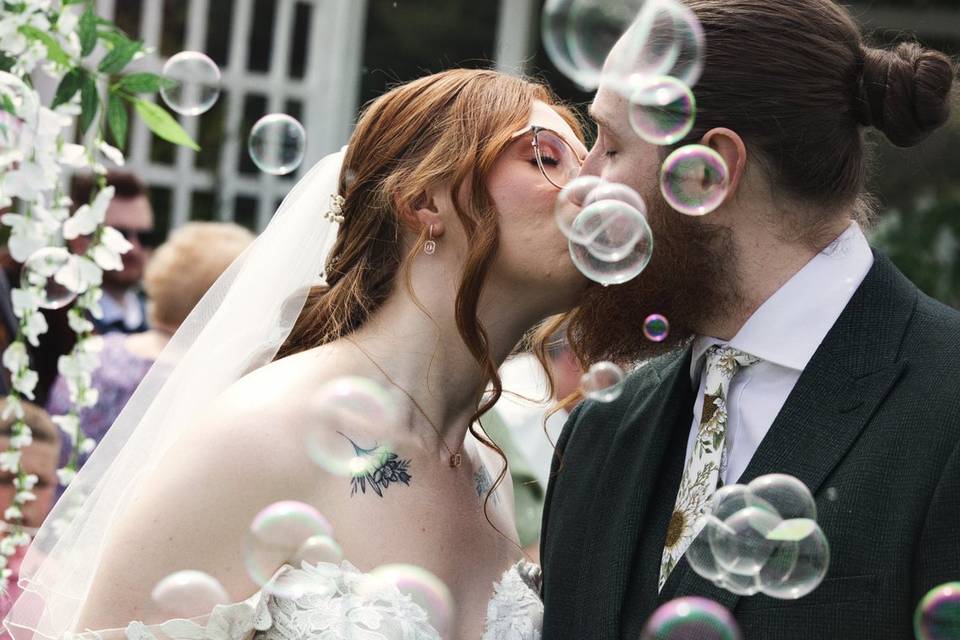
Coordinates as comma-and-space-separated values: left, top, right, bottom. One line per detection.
0, 0, 198, 588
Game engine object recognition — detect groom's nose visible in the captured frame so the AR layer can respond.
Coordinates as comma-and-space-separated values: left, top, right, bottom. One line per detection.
578, 144, 603, 178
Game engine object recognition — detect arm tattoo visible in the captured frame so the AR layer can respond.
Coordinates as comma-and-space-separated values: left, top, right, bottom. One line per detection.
475, 466, 500, 505
338, 432, 412, 498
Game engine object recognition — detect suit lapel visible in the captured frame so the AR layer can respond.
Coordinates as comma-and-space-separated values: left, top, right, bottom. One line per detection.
666, 253, 917, 608
574, 348, 694, 636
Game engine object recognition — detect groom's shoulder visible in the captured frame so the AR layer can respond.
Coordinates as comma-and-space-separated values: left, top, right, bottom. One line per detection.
904, 292, 960, 374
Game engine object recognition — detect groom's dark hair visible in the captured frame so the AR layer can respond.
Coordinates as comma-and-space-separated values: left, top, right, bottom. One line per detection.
678, 0, 955, 239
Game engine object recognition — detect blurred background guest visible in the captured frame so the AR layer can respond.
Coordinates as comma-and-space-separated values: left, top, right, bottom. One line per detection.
490, 325, 584, 561
0, 398, 61, 620
45, 222, 254, 494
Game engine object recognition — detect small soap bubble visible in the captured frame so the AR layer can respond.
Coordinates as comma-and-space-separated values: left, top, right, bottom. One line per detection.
365, 564, 456, 637
555, 175, 606, 244
660, 145, 730, 216
825, 487, 839, 502
21, 247, 77, 309
244, 501, 334, 598
160, 51, 221, 116
758, 518, 830, 600
580, 361, 625, 402
643, 314, 670, 342
568, 216, 653, 285
248, 113, 306, 176
305, 376, 400, 477
629, 76, 696, 145
747, 474, 817, 521
641, 596, 743, 640
293, 533, 344, 567
709, 506, 781, 576
151, 570, 230, 618
915, 583, 960, 640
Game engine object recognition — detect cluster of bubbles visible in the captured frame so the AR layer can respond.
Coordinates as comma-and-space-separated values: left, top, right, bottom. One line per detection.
149, 376, 455, 632
687, 474, 830, 599
580, 361, 625, 402
544, 0, 733, 255
555, 176, 653, 285
159, 51, 305, 175
641, 596, 742, 640
915, 582, 960, 640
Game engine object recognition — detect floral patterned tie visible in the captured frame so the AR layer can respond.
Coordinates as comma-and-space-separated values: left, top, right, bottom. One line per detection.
659, 344, 761, 591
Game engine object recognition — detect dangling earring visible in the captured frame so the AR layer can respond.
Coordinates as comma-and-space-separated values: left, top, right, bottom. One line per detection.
424, 225, 437, 255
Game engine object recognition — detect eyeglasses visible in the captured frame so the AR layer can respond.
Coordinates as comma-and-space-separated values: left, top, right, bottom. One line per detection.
113, 227, 161, 249
510, 125, 585, 190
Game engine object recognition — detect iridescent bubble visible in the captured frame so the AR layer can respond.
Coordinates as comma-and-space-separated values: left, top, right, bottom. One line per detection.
643, 314, 670, 342
21, 247, 77, 310
151, 570, 230, 618
713, 570, 762, 597
604, 0, 705, 100
915, 582, 960, 640
709, 506, 781, 576
542, 0, 645, 90
758, 518, 830, 599
160, 51, 221, 116
580, 361, 625, 402
305, 376, 400, 477
629, 76, 696, 145
244, 501, 334, 598
366, 564, 456, 637
555, 175, 605, 244
293, 533, 344, 567
248, 114, 307, 176
568, 214, 653, 285
660, 145, 730, 216
747, 474, 817, 521
641, 596, 743, 640
685, 515, 728, 582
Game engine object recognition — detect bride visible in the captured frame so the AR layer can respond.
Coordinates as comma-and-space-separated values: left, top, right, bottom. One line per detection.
5, 68, 588, 639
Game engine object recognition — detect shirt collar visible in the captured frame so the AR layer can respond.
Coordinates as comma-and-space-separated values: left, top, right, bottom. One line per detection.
691, 222, 874, 381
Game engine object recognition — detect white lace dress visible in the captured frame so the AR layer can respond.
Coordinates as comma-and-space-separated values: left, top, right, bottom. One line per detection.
64, 560, 542, 640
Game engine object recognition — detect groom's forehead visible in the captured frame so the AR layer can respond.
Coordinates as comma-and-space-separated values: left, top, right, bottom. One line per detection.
590, 86, 629, 133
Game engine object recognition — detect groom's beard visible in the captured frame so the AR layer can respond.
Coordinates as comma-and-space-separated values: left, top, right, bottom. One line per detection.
567, 191, 742, 366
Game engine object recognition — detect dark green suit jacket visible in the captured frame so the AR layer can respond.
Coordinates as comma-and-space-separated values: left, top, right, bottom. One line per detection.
541, 253, 960, 639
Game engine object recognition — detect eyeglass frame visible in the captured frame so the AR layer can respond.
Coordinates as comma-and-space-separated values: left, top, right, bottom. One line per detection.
509, 125, 586, 190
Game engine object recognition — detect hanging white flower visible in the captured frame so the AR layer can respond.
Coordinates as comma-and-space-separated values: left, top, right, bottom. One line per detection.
13, 474, 37, 492
67, 310, 94, 334
11, 288, 42, 318
2, 341, 29, 374
79, 438, 96, 455
2, 506, 21, 522
1, 396, 23, 422
2, 212, 52, 263
62, 186, 115, 240
91, 226, 133, 271
51, 414, 79, 443
21, 309, 48, 347
10, 425, 32, 449
0, 450, 22, 473
97, 140, 125, 167
59, 143, 88, 168
11, 368, 38, 399
78, 287, 104, 320
14, 490, 36, 504
56, 467, 76, 486
54, 253, 103, 294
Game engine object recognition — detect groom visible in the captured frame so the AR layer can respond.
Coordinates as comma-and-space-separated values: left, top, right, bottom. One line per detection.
540, 1, 959, 638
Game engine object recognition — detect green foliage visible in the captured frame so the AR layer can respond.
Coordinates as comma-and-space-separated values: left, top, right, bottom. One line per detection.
106, 92, 127, 147
134, 99, 199, 151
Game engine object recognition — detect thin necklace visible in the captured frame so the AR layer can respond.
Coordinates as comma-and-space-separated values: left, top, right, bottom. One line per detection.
347, 338, 463, 468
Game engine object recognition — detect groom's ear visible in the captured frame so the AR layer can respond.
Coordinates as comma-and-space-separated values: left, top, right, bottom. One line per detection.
701, 128, 748, 200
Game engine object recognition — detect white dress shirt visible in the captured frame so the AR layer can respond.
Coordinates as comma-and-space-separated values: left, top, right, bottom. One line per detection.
99, 289, 145, 331
685, 222, 875, 485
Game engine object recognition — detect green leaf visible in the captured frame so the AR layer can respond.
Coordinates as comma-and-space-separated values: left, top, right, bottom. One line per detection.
52, 68, 83, 109
0, 93, 15, 115
133, 99, 199, 151
116, 72, 176, 94
107, 92, 128, 148
79, 72, 98, 134
18, 25, 71, 67
78, 5, 98, 57
97, 38, 142, 75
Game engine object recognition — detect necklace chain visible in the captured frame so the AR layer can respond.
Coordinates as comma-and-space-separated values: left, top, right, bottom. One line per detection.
347, 338, 463, 468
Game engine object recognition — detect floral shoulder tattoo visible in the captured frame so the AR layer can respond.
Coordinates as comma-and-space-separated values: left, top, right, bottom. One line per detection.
338, 432, 412, 498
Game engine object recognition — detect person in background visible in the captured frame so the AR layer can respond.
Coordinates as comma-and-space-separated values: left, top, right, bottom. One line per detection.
491, 326, 584, 561
67, 171, 156, 336
46, 222, 255, 496
0, 398, 61, 622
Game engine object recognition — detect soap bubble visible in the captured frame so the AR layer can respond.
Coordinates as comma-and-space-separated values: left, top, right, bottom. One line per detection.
365, 564, 456, 637
580, 361, 625, 402
293, 533, 344, 567
244, 501, 334, 598
746, 474, 817, 521
641, 596, 743, 640
578, 183, 649, 262
151, 570, 230, 618
603, 0, 705, 100
21, 247, 77, 309
758, 518, 830, 600
915, 583, 960, 640
160, 51, 221, 116
710, 506, 781, 576
305, 376, 400, 477
542, 0, 644, 90
629, 76, 696, 145
643, 314, 670, 342
248, 113, 306, 175
568, 214, 653, 285
660, 145, 730, 216
555, 175, 605, 243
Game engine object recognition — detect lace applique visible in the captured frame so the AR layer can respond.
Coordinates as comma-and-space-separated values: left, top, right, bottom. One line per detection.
481, 562, 543, 640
